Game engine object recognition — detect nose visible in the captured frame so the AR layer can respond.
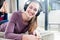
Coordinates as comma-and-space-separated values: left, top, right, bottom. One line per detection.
30, 9, 34, 13
30, 10, 35, 15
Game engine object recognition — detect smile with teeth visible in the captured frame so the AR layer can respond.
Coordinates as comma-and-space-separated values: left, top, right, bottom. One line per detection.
28, 11, 34, 16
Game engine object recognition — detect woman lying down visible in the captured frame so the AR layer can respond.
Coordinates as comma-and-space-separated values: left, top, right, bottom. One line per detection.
0, 0, 42, 40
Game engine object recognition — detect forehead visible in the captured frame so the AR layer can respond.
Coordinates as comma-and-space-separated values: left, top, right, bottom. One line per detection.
28, 2, 39, 9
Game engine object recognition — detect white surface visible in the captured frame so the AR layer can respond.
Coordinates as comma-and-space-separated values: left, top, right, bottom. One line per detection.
8, 13, 12, 20
54, 32, 60, 40
35, 27, 54, 40
48, 10, 60, 23
0, 38, 11, 40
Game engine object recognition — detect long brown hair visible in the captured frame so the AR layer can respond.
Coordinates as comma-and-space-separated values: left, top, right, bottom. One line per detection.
28, 16, 37, 34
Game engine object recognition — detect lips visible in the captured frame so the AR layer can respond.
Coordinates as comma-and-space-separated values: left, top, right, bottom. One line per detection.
28, 11, 33, 16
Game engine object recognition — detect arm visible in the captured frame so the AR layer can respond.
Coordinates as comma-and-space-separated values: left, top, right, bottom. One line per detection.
0, 20, 8, 24
4, 12, 23, 40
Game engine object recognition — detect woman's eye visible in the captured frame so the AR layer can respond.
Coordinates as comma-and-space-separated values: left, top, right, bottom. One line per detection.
29, 6, 33, 9
34, 8, 37, 11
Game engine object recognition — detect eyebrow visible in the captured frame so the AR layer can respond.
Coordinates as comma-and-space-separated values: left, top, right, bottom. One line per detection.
29, 5, 38, 11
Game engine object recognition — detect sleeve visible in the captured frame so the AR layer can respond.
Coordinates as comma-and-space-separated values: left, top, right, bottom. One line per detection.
0, 20, 8, 24
4, 12, 23, 40
0, 13, 8, 24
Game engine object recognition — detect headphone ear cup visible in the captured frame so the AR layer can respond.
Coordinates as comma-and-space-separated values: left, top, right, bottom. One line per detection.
24, 4, 27, 11
24, 1, 31, 11
36, 10, 40, 16
24, 3, 29, 11
36, 8, 42, 16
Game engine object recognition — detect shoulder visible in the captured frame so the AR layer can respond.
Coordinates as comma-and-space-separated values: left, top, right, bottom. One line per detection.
13, 10, 23, 16
11, 11, 22, 18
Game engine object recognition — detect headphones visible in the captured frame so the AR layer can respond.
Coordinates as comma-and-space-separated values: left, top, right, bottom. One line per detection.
0, 0, 5, 9
24, 0, 42, 16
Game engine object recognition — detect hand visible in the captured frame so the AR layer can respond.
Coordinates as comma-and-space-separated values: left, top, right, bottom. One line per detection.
33, 31, 41, 40
0, 1, 8, 13
22, 35, 39, 40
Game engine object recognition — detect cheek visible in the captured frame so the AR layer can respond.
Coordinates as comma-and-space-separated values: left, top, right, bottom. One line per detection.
26, 9, 30, 13
28, 10, 30, 13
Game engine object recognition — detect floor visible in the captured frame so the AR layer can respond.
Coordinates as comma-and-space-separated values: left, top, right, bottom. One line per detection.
53, 32, 60, 40
0, 27, 60, 40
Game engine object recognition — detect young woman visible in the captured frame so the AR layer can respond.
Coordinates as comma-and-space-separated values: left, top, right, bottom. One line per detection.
1, 0, 42, 40
0, 0, 8, 25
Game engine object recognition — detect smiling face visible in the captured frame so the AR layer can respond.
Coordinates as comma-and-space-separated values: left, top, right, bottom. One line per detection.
25, 2, 39, 19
